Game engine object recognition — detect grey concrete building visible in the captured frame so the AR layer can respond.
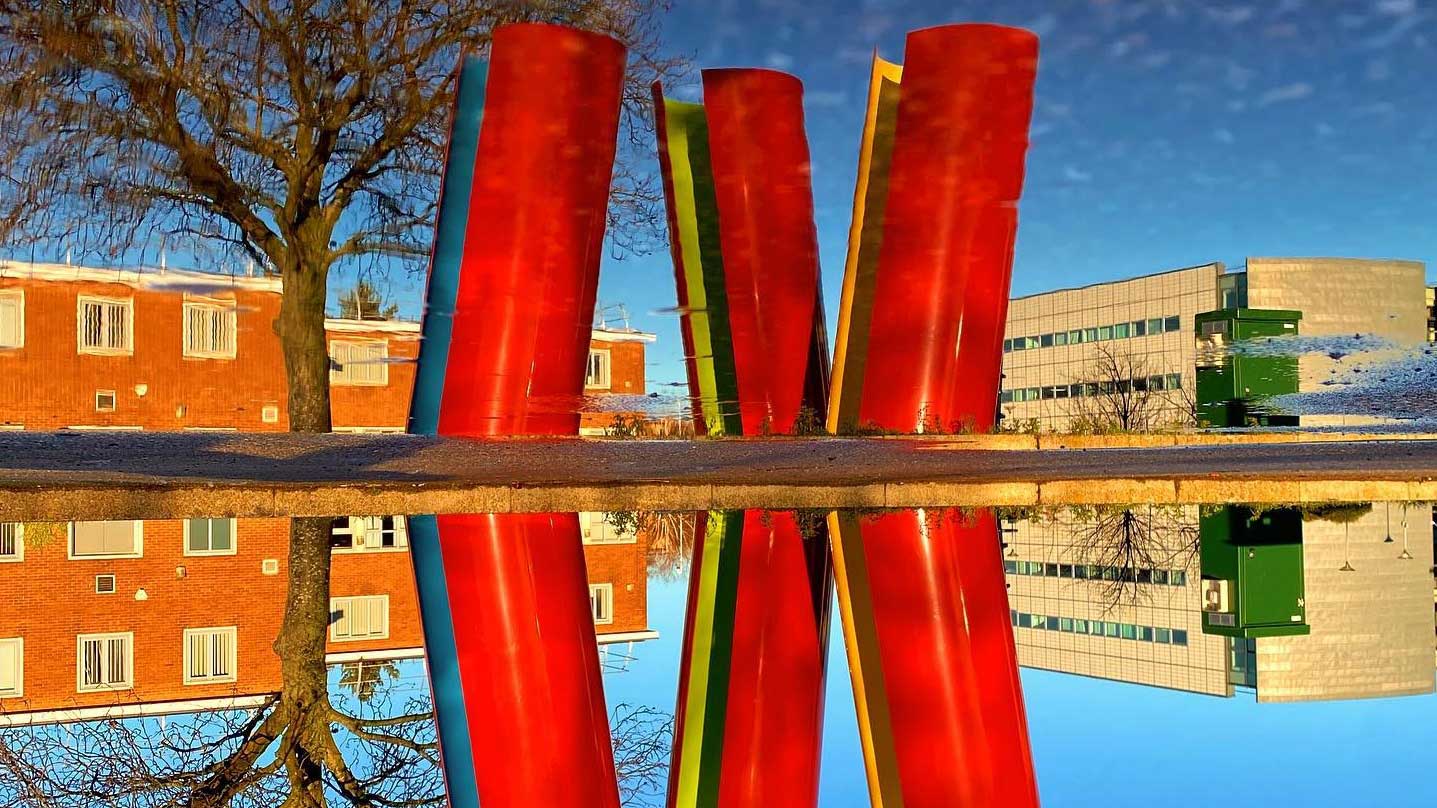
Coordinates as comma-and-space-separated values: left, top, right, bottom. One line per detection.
1004, 503, 1436, 702
1000, 257, 1428, 431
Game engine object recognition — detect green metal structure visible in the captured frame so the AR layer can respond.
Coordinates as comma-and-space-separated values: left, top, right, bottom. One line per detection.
1193, 308, 1302, 428
1199, 506, 1309, 639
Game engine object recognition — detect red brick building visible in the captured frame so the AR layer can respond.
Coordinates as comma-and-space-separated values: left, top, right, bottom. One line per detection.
0, 261, 659, 724
0, 261, 654, 432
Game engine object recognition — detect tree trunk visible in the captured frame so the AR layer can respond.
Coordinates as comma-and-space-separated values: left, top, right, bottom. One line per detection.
276, 516, 336, 806
275, 262, 333, 433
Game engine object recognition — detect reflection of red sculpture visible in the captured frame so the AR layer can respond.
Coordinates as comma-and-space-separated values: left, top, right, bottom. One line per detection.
437, 513, 619, 807
412, 22, 627, 808
827, 22, 1041, 808
833, 508, 1038, 808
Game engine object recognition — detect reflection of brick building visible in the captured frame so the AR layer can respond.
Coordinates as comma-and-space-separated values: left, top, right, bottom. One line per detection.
0, 262, 658, 723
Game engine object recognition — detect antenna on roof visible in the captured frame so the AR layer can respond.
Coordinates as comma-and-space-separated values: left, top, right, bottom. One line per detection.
65, 246, 72, 267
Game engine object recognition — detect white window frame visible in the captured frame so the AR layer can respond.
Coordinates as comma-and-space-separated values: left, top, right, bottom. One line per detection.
330, 516, 408, 554
182, 626, 238, 685
589, 583, 614, 625
579, 512, 638, 545
76, 295, 134, 356
76, 632, 134, 692
585, 348, 612, 390
0, 522, 22, 562
183, 518, 237, 557
181, 298, 238, 359
0, 289, 23, 349
329, 340, 389, 386
68, 520, 144, 560
330, 595, 390, 642
0, 638, 22, 698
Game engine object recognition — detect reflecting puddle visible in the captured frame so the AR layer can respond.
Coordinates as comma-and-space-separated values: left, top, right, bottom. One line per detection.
1, 503, 1432, 805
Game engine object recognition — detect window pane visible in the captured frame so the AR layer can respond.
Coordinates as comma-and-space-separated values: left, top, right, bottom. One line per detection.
1147, 318, 1164, 334
211, 519, 233, 551
1172, 630, 1188, 646
1084, 328, 1098, 342
1040, 333, 1054, 348
1164, 316, 1180, 332
187, 519, 210, 551
1053, 331, 1068, 346
1132, 320, 1146, 336
1113, 323, 1129, 338
1097, 325, 1112, 340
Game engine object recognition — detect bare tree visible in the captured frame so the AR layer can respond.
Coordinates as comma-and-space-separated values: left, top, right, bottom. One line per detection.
0, 1, 684, 431
610, 703, 673, 807
1070, 345, 1185, 433
1062, 504, 1199, 612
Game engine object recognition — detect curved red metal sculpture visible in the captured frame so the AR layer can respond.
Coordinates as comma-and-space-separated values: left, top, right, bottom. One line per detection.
411, 22, 628, 808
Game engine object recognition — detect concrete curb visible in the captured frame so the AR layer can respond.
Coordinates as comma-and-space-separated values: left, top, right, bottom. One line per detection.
1, 478, 1432, 522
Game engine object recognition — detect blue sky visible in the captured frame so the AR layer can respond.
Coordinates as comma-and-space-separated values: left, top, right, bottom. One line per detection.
580, 0, 1437, 389
614, 564, 1437, 807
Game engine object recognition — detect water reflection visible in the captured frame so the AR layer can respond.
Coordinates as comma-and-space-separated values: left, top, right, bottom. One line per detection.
0, 503, 1433, 805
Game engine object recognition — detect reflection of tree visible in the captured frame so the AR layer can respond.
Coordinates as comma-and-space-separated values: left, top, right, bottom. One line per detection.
0, 517, 443, 808
1063, 505, 1199, 612
601, 511, 695, 582
337, 661, 401, 705
611, 703, 674, 807
0, 516, 681, 807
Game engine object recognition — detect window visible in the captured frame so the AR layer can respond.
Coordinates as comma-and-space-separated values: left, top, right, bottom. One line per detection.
1053, 331, 1069, 346
0, 290, 23, 348
1146, 317, 1164, 334
182, 300, 237, 359
580, 512, 638, 544
586, 349, 612, 389
1083, 328, 1098, 342
95, 390, 117, 412
70, 521, 143, 559
1039, 333, 1054, 348
1155, 628, 1172, 644
330, 595, 389, 641
1164, 315, 1180, 333
330, 516, 408, 552
1002, 339, 1013, 353
1058, 617, 1073, 632
77, 632, 133, 692
1097, 325, 1112, 340
0, 638, 21, 697
183, 627, 237, 685
1172, 630, 1188, 646
185, 518, 236, 556
1132, 320, 1147, 337
1171, 570, 1187, 586
1113, 323, 1130, 339
1166, 373, 1182, 390
0, 523, 21, 562
1068, 329, 1083, 344
589, 583, 614, 625
77, 296, 133, 354
1004, 560, 1018, 574
329, 340, 388, 386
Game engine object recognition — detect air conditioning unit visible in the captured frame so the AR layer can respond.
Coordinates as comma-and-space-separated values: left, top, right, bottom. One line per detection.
95, 574, 117, 594
1202, 579, 1230, 613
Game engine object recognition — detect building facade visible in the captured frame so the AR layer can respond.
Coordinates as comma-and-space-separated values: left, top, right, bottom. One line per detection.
0, 261, 653, 432
1000, 257, 1428, 431
0, 261, 661, 724
1003, 503, 1435, 702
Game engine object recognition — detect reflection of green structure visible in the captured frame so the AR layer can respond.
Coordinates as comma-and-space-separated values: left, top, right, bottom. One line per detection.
1193, 308, 1302, 427
1199, 506, 1309, 638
